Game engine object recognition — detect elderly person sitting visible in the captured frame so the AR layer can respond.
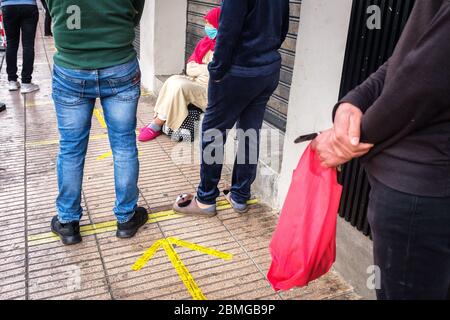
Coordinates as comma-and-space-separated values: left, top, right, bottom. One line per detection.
139, 7, 221, 142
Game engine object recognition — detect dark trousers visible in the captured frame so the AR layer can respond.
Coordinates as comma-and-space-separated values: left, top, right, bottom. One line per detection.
368, 175, 450, 300
40, 0, 52, 36
2, 5, 39, 83
197, 71, 280, 205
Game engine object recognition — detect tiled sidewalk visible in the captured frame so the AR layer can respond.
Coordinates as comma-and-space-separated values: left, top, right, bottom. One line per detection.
0, 13, 359, 300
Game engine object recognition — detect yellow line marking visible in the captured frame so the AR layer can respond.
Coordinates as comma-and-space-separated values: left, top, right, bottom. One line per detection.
27, 134, 109, 147
132, 237, 232, 300
26, 100, 53, 108
96, 150, 142, 161
28, 210, 183, 245
96, 151, 113, 161
168, 237, 233, 261
27, 199, 258, 246
93, 108, 107, 129
141, 91, 153, 97
131, 240, 163, 271
217, 198, 258, 210
161, 239, 207, 300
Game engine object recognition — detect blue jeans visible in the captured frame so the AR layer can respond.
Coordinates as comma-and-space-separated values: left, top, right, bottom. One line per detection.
53, 58, 141, 224
197, 71, 280, 205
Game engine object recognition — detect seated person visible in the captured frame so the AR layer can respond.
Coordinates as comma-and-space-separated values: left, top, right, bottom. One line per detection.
139, 7, 221, 142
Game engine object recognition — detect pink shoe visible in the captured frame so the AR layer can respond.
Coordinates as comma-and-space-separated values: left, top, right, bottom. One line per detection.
138, 125, 162, 142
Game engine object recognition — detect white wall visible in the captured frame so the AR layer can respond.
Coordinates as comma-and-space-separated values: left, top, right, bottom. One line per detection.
278, 0, 354, 205
140, 0, 188, 92
278, 0, 377, 299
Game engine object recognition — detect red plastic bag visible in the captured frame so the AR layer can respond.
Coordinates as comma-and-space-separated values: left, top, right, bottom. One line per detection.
268, 144, 343, 291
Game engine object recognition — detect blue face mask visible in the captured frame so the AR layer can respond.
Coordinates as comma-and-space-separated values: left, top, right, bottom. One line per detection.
205, 26, 218, 40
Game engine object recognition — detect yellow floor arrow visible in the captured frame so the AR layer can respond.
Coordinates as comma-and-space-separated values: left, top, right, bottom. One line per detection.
93, 108, 107, 129
132, 237, 233, 300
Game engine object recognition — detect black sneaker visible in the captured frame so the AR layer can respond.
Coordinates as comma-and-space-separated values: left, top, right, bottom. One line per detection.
51, 216, 82, 245
116, 207, 148, 239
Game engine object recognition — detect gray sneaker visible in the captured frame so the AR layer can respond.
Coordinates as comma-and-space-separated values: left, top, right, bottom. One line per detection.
223, 189, 249, 214
21, 83, 40, 94
8, 81, 20, 91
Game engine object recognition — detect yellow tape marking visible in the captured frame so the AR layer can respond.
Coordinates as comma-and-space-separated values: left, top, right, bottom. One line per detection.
161, 239, 207, 300
168, 237, 233, 261
26, 100, 53, 108
132, 240, 163, 271
96, 151, 113, 161
28, 211, 183, 245
28, 134, 109, 147
93, 108, 107, 129
27, 199, 258, 246
96, 150, 142, 161
132, 237, 232, 300
141, 91, 153, 97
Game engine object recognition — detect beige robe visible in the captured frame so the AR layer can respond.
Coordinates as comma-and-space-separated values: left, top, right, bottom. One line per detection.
154, 50, 213, 131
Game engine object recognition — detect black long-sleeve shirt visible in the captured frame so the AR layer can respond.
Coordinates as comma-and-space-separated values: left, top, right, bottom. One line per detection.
337, 0, 450, 197
208, 0, 290, 81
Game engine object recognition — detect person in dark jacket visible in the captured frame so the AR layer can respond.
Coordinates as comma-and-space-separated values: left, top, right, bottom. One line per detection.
40, 0, 52, 36
313, 0, 450, 300
174, 0, 290, 215
1, 0, 40, 93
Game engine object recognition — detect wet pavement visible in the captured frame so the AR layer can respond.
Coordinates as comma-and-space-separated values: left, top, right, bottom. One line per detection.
0, 11, 360, 300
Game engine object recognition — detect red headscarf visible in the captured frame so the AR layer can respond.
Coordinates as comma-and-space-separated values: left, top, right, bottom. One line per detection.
188, 7, 221, 64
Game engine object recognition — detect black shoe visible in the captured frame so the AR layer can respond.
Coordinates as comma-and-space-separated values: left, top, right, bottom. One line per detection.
116, 207, 149, 239
51, 216, 82, 245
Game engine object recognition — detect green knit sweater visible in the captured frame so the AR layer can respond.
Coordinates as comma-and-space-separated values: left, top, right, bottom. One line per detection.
47, 0, 145, 69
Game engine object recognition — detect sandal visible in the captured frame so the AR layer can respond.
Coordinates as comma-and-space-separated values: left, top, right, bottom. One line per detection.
223, 187, 249, 214
173, 193, 217, 217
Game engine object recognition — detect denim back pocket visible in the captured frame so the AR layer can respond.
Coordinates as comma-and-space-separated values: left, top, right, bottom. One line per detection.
52, 67, 86, 106
107, 67, 141, 102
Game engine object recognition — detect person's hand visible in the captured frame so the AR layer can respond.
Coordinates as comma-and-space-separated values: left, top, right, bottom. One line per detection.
334, 102, 365, 147
311, 103, 374, 168
312, 129, 373, 168
311, 129, 348, 167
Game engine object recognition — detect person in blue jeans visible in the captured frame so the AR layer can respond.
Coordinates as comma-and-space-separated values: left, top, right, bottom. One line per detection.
1, 0, 40, 93
174, 0, 290, 216
48, 0, 146, 245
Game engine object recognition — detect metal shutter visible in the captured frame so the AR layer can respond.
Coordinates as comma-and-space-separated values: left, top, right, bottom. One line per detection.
338, 0, 416, 237
134, 24, 141, 60
185, 0, 301, 131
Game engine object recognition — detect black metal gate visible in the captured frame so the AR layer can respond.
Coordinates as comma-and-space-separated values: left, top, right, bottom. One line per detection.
338, 0, 416, 236
185, 0, 301, 131
134, 25, 141, 60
